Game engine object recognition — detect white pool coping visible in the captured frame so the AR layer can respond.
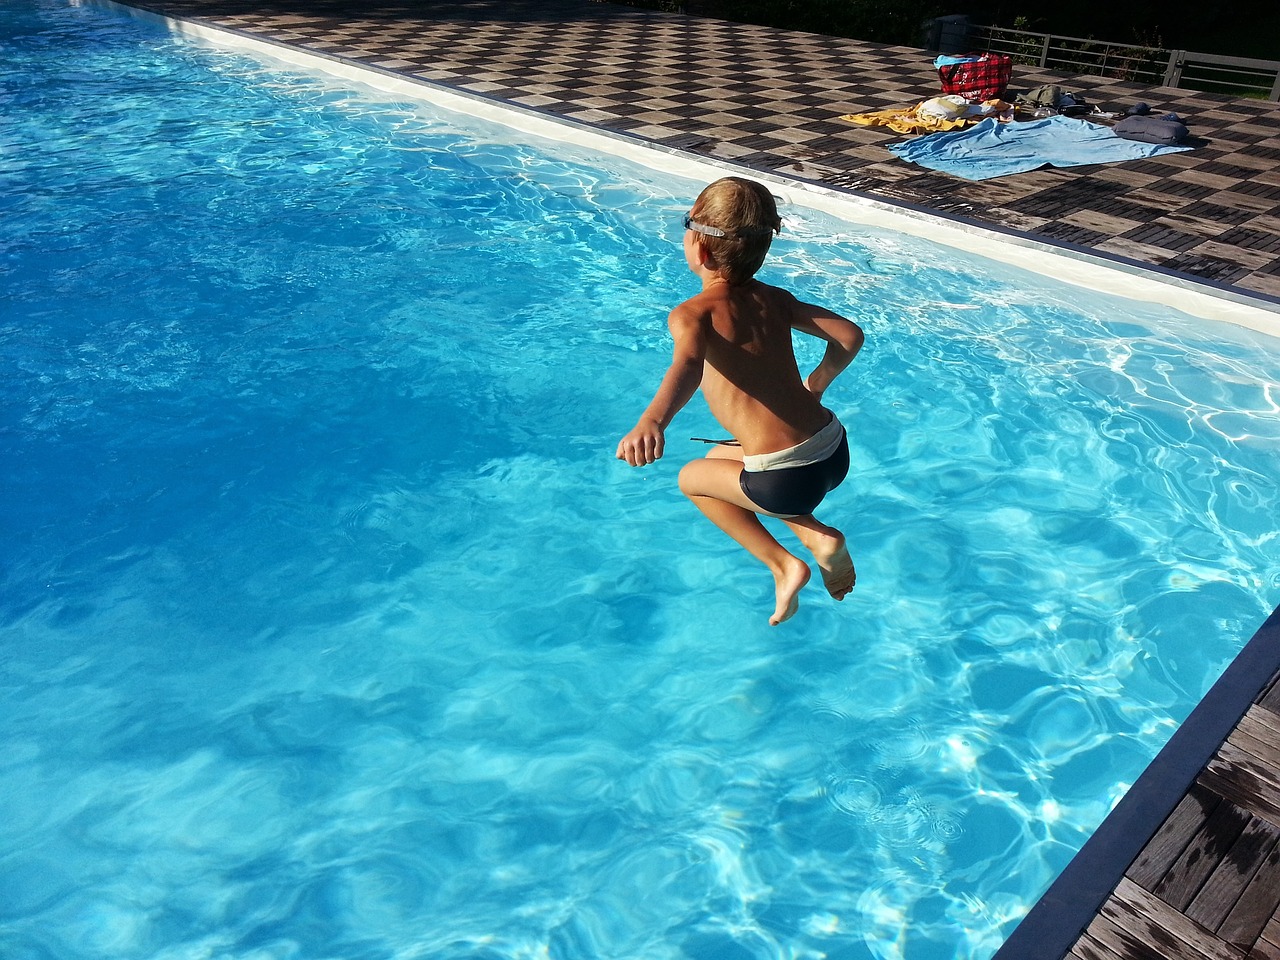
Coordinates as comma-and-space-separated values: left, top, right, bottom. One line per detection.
104, 0, 1280, 338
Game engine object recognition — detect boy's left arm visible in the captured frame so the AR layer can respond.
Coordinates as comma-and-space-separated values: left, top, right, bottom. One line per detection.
789, 296, 864, 401
616, 306, 706, 467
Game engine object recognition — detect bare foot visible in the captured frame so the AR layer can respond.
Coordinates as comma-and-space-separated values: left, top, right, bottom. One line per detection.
813, 533, 856, 600
770, 556, 811, 625
786, 519, 856, 601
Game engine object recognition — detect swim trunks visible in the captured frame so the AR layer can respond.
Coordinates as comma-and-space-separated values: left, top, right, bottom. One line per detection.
739, 414, 849, 518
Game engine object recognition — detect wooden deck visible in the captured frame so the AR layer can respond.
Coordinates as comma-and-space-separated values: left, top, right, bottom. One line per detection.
1070, 677, 1280, 960
996, 607, 1280, 960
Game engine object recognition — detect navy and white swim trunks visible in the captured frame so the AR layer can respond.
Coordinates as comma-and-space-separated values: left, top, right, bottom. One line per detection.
739, 414, 849, 518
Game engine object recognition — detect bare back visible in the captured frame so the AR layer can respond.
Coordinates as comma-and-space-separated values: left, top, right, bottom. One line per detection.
679, 279, 829, 456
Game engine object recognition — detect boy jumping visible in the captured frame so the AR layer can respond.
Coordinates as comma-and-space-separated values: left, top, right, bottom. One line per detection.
616, 177, 864, 625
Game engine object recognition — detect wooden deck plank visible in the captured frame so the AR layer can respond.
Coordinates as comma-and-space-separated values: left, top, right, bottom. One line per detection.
1127, 784, 1221, 889
1230, 728, 1280, 781
1215, 740, 1280, 797
1187, 817, 1280, 931
1073, 933, 1128, 960
1240, 705, 1280, 747
1220, 839, 1280, 949
1254, 916, 1280, 960
1263, 915, 1280, 946
1232, 710, 1280, 772
1110, 877, 1247, 960
1084, 911, 1218, 960
1202, 745, 1280, 827
1249, 926, 1280, 960
1228, 711, 1280, 757
1080, 911, 1228, 960
1155, 799, 1253, 911
1250, 915, 1280, 960
1197, 774, 1280, 830
1257, 674, 1280, 715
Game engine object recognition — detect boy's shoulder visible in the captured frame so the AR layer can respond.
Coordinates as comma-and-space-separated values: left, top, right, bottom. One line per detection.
672, 282, 803, 340
676, 279, 797, 315
690, 278, 791, 300
743, 280, 801, 316
756, 280, 796, 304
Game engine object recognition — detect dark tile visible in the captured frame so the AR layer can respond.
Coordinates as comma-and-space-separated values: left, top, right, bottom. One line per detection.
1122, 223, 1205, 252
1160, 251, 1252, 282
1034, 221, 1111, 247
1175, 201, 1260, 226
134, 0, 1280, 358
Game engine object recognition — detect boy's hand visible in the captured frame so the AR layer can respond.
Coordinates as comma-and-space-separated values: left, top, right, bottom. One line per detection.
616, 419, 665, 466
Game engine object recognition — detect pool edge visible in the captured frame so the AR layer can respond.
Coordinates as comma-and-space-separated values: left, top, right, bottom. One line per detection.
98, 0, 1280, 339
992, 601, 1280, 960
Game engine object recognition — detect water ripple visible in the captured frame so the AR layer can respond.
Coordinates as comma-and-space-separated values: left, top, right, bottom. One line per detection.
3, 5, 1280, 960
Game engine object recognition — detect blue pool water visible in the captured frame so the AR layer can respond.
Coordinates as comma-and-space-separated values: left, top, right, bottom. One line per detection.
4, 3, 1280, 958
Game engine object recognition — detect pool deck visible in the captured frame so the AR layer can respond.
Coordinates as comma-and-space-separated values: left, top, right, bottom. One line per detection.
118, 0, 1280, 306
112, 1, 1280, 956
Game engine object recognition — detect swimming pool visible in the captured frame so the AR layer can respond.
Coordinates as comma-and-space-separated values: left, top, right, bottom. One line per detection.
4, 2, 1280, 958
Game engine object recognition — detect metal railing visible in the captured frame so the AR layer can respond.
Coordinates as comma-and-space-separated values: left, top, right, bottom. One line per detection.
966, 23, 1280, 101
1166, 50, 1280, 101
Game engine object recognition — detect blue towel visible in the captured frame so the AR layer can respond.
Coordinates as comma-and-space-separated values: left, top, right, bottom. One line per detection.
888, 115, 1192, 181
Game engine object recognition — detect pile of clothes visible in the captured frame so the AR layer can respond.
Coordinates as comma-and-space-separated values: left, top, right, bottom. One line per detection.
1112, 101, 1191, 145
841, 94, 1013, 135
842, 53, 1015, 133
838, 52, 1195, 176
1015, 86, 1190, 143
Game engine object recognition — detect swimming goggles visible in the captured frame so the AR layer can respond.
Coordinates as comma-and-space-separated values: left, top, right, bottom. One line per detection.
683, 212, 775, 239
683, 213, 727, 238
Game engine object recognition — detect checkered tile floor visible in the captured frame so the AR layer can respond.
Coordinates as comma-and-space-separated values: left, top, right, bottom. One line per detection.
124, 0, 1280, 301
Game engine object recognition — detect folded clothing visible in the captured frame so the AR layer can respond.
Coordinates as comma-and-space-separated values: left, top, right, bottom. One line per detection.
1113, 114, 1189, 145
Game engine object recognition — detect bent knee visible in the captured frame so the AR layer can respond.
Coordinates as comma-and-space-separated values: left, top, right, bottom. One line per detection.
677, 461, 701, 497
679, 458, 744, 500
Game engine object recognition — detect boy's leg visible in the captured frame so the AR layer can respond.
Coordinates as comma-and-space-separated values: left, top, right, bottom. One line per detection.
781, 514, 856, 601
678, 452, 810, 626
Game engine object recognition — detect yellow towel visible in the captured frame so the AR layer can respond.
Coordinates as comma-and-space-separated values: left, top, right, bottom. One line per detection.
842, 98, 1011, 135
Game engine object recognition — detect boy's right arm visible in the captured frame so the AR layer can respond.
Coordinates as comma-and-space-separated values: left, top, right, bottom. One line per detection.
788, 294, 864, 401
616, 306, 706, 467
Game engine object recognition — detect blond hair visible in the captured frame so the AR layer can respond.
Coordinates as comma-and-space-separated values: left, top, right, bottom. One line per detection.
688, 178, 781, 285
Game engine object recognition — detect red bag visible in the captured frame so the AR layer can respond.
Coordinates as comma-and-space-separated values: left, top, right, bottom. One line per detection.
936, 53, 1012, 101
